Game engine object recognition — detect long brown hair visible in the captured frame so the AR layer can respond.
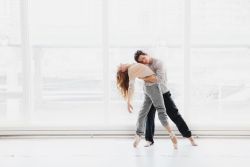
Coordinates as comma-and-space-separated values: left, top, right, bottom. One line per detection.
116, 70, 129, 99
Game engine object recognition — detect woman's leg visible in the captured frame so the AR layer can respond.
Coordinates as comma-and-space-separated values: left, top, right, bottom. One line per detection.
134, 94, 153, 147
145, 84, 178, 149
136, 95, 153, 136
145, 84, 168, 126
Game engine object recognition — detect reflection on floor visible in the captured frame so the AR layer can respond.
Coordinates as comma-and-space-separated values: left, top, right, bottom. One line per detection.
0, 137, 249, 167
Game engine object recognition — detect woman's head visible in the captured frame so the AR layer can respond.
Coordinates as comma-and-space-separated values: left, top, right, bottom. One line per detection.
116, 64, 130, 99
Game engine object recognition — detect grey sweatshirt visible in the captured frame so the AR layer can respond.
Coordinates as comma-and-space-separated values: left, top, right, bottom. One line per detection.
145, 58, 169, 94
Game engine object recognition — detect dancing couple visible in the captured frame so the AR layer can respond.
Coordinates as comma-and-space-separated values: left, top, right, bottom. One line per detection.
116, 50, 197, 149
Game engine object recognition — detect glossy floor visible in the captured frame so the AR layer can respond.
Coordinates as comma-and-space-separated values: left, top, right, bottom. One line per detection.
0, 137, 249, 167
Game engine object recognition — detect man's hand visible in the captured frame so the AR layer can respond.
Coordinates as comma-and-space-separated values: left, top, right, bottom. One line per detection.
127, 102, 133, 113
143, 75, 158, 83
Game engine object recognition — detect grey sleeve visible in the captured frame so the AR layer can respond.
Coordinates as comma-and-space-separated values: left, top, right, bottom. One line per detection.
154, 60, 166, 83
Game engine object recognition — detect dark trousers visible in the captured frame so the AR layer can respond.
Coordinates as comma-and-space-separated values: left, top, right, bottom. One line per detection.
145, 91, 192, 143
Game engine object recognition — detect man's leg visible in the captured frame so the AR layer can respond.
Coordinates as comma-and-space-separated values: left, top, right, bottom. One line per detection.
163, 91, 191, 137
145, 105, 156, 145
163, 91, 197, 146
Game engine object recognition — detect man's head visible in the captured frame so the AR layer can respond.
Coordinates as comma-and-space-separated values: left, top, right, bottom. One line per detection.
134, 50, 151, 64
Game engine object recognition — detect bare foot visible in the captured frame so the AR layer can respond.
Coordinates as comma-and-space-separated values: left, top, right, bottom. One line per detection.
144, 141, 154, 147
189, 136, 198, 146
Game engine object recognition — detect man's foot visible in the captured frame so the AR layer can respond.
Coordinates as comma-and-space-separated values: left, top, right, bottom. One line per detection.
189, 137, 198, 146
144, 141, 154, 147
169, 133, 178, 150
133, 135, 141, 148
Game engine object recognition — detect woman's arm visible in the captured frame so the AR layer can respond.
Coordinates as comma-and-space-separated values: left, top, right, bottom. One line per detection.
127, 78, 135, 113
127, 88, 134, 113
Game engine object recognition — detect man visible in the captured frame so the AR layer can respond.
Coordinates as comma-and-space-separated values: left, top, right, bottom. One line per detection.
134, 50, 197, 147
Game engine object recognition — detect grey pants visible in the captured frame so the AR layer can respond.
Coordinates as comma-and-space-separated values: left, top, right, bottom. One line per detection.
136, 83, 169, 136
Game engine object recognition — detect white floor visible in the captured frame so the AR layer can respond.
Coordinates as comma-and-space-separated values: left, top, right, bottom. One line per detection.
0, 137, 249, 167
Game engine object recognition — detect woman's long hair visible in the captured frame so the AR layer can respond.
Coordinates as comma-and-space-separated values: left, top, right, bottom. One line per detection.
116, 70, 129, 100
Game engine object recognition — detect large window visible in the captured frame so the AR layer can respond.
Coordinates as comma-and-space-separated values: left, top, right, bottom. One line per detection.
108, 0, 184, 127
29, 0, 104, 126
0, 0, 22, 125
190, 0, 250, 128
0, 0, 249, 131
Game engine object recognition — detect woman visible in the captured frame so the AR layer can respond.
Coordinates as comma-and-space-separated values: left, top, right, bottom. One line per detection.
116, 63, 178, 149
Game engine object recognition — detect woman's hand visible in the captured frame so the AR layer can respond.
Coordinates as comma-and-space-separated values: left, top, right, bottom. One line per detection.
127, 102, 133, 113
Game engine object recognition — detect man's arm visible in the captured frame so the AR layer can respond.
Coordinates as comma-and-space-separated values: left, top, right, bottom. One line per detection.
154, 60, 165, 83
143, 75, 158, 83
